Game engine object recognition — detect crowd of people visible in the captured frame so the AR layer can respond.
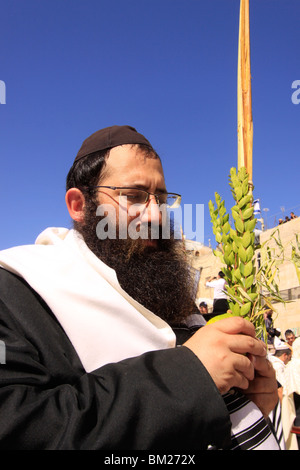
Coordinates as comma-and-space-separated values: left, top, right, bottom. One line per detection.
278, 212, 298, 225
268, 330, 300, 450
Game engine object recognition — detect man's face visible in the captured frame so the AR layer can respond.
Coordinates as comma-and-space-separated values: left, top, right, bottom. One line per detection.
283, 352, 292, 365
75, 144, 196, 325
199, 305, 208, 314
93, 144, 167, 245
286, 334, 295, 346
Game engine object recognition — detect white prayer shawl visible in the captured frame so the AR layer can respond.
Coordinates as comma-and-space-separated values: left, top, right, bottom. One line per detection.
268, 354, 299, 450
0, 227, 282, 450
0, 227, 176, 373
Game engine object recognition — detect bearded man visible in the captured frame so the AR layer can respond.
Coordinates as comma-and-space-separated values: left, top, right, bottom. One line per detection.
0, 126, 279, 450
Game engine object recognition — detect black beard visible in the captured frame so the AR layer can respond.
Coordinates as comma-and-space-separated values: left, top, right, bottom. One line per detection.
74, 198, 197, 325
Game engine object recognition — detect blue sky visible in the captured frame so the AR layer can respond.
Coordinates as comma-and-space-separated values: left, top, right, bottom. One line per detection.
0, 0, 299, 250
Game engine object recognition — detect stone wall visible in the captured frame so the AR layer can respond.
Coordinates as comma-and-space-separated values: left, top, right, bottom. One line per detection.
259, 216, 300, 337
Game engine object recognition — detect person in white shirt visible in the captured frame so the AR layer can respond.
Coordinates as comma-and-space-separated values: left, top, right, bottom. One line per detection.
268, 343, 298, 449
206, 271, 229, 316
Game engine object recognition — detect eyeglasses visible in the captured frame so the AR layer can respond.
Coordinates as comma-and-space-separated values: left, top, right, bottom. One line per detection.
85, 186, 181, 208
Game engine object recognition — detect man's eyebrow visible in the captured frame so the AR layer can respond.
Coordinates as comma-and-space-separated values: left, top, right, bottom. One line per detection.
124, 184, 167, 193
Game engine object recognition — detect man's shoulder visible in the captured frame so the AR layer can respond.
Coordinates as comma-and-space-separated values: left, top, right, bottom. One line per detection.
0, 267, 34, 294
0, 267, 54, 321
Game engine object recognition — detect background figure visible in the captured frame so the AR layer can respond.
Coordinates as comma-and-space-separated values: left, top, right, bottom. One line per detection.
198, 301, 216, 323
269, 342, 298, 449
184, 301, 207, 330
206, 271, 229, 316
198, 301, 208, 315
286, 337, 300, 449
268, 345, 292, 399
285, 329, 296, 348
264, 308, 281, 354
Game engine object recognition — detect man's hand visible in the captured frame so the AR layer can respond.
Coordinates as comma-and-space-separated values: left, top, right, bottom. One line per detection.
243, 354, 278, 417
183, 317, 267, 395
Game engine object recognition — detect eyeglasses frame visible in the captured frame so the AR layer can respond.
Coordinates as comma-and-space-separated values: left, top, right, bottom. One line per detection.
84, 185, 182, 208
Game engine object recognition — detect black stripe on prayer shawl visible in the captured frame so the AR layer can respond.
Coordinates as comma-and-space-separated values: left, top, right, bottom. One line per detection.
223, 389, 277, 450
230, 416, 271, 450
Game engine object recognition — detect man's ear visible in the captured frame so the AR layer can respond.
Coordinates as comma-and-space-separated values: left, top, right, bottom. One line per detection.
65, 188, 85, 222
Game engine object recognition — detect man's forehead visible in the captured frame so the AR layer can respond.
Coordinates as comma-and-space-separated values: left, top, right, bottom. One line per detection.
103, 145, 164, 179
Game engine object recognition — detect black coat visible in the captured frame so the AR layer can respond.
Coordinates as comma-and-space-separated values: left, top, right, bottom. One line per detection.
0, 268, 231, 450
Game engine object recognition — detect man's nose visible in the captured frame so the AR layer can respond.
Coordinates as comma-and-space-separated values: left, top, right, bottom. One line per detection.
139, 195, 162, 225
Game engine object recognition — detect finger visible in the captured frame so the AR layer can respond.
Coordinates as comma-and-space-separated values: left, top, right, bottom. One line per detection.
231, 372, 250, 391
245, 376, 277, 394
249, 355, 276, 377
227, 335, 267, 357
233, 352, 255, 382
212, 316, 256, 337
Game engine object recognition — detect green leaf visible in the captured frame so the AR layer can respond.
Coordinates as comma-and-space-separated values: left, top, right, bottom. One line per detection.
235, 187, 243, 201
235, 218, 244, 234
207, 312, 234, 324
224, 244, 232, 256
237, 287, 252, 302
222, 221, 230, 234
241, 180, 249, 196
242, 231, 251, 248
242, 207, 254, 220
228, 251, 235, 265
232, 303, 241, 316
244, 274, 254, 289
244, 218, 256, 232
239, 245, 247, 263
215, 232, 222, 243
222, 213, 230, 224
240, 302, 252, 317
238, 194, 252, 209
233, 267, 241, 281
232, 241, 239, 254
231, 210, 239, 221
222, 233, 228, 244
244, 260, 253, 277
246, 245, 254, 262
248, 293, 258, 302
219, 206, 226, 217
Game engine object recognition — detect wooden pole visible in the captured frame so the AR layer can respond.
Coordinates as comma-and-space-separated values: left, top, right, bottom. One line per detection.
237, 0, 253, 192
